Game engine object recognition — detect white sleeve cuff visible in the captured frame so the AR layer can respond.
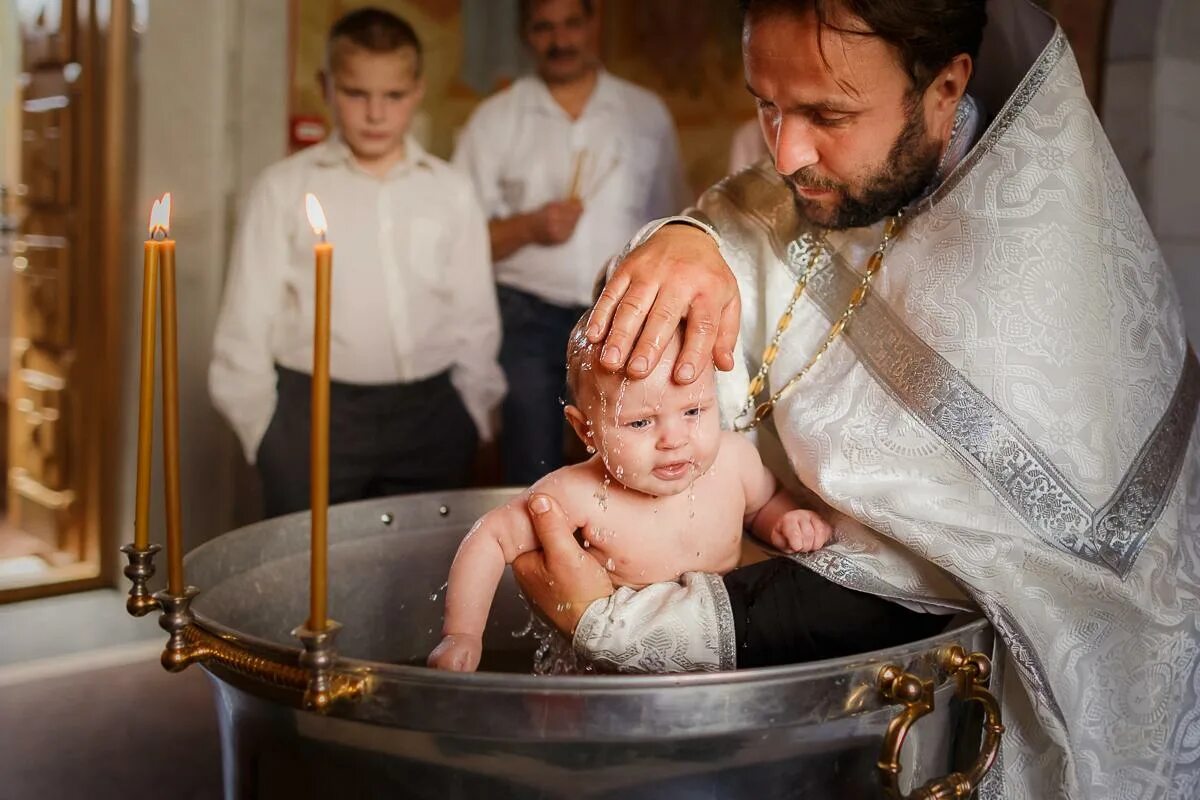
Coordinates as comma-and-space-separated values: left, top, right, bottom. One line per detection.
572, 572, 737, 673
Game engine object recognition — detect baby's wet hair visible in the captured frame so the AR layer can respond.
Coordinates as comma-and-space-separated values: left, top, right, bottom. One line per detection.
564, 311, 606, 407
563, 312, 688, 407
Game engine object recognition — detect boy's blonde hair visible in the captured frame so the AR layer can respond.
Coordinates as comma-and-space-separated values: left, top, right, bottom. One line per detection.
326, 7, 424, 76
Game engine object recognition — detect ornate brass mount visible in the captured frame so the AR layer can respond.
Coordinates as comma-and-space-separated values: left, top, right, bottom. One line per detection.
293, 621, 361, 712
877, 646, 1004, 799
121, 543, 365, 711
155, 588, 365, 709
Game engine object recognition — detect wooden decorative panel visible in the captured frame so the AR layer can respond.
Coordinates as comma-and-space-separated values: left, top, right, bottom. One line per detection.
11, 216, 72, 348
21, 71, 75, 207
9, 343, 70, 492
17, 0, 76, 69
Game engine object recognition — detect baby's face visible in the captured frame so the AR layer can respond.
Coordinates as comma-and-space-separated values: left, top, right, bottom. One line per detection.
572, 350, 721, 497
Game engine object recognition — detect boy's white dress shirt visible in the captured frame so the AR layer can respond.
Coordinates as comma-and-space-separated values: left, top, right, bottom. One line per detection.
453, 71, 689, 308
210, 136, 505, 463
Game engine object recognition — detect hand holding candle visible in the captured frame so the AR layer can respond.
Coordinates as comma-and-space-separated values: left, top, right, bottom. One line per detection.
305, 193, 333, 633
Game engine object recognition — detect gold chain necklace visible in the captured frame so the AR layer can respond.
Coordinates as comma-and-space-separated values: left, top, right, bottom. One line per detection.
733, 215, 901, 432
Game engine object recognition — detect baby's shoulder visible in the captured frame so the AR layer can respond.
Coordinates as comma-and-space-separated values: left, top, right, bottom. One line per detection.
716, 430, 762, 468
527, 463, 603, 520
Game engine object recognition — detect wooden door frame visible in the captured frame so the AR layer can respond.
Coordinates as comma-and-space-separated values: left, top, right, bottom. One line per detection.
0, 0, 131, 603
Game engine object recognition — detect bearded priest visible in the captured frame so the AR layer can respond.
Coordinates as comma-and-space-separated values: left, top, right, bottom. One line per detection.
509, 1, 1200, 798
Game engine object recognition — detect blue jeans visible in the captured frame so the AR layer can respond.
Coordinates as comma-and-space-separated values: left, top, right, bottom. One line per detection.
497, 285, 588, 486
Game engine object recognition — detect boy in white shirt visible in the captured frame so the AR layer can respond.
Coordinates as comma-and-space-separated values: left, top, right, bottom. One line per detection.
210, 9, 504, 517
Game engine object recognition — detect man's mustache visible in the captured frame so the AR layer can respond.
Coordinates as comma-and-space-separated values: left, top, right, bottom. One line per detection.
785, 168, 843, 193
547, 47, 580, 61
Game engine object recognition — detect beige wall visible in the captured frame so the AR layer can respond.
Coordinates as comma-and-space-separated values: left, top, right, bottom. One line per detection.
112, 0, 289, 582
1154, 0, 1200, 342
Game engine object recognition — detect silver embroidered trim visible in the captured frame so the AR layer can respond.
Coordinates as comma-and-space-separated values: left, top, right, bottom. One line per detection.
974, 591, 1067, 732
916, 29, 1069, 215
1093, 359, 1200, 571
805, 249, 1200, 579
789, 549, 973, 612
706, 572, 738, 671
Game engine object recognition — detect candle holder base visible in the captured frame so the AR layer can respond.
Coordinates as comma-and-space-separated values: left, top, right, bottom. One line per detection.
293, 621, 361, 712
155, 586, 201, 673
121, 543, 162, 617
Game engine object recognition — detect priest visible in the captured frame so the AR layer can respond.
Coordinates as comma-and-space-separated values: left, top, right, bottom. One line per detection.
512, 0, 1200, 797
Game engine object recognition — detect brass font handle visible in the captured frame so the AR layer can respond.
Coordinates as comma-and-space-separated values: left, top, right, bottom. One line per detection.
877, 646, 1004, 799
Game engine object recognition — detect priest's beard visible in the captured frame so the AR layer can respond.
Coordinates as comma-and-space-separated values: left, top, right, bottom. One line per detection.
784, 95, 942, 230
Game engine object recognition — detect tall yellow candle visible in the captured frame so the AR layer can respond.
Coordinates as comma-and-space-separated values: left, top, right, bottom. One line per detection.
134, 194, 169, 550
159, 199, 184, 595
305, 193, 332, 632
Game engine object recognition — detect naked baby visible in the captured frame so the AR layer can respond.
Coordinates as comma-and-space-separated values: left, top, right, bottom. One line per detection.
428, 316, 833, 672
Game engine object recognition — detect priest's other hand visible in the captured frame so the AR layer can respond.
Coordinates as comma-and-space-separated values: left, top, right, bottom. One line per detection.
587, 223, 739, 383
512, 493, 614, 636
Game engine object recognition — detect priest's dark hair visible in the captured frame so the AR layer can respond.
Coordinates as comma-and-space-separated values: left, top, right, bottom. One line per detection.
520, 0, 595, 26
739, 0, 987, 93
326, 7, 424, 77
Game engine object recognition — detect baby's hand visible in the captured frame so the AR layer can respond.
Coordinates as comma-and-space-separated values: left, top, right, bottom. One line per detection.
427, 633, 483, 672
769, 509, 833, 553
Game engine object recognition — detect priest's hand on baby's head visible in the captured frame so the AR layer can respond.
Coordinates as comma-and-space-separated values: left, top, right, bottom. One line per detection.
428, 633, 483, 672
769, 509, 833, 554
589, 223, 739, 383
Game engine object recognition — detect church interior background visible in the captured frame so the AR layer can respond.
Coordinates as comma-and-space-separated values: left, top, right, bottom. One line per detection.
0, 0, 1195, 796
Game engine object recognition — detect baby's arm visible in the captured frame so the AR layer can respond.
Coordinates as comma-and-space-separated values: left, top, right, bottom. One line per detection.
428, 500, 541, 671
726, 432, 832, 554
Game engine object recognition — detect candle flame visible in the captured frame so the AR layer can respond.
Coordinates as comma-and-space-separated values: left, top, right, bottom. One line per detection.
305, 193, 328, 237
148, 192, 171, 237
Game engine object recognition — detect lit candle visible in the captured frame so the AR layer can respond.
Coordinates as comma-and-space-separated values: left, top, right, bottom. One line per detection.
134, 194, 169, 551
158, 196, 184, 596
305, 193, 332, 632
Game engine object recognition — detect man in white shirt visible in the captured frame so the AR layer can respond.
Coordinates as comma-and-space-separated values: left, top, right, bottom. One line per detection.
210, 9, 504, 517
453, 0, 689, 485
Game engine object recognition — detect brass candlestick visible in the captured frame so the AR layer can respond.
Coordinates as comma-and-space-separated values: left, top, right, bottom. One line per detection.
120, 542, 161, 617
155, 586, 200, 672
